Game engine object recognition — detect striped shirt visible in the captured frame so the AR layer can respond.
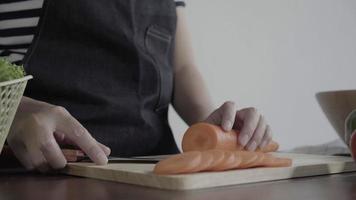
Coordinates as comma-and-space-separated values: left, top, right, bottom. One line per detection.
0, 0, 186, 64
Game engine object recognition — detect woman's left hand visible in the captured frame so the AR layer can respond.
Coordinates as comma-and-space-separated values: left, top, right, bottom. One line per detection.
204, 101, 272, 151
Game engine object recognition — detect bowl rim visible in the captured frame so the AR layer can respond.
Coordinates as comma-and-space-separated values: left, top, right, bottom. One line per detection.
0, 75, 33, 87
316, 90, 356, 98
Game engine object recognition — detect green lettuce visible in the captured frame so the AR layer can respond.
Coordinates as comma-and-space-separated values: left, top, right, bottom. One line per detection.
0, 57, 25, 82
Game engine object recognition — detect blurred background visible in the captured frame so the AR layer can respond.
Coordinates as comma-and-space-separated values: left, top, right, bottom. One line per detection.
169, 0, 356, 151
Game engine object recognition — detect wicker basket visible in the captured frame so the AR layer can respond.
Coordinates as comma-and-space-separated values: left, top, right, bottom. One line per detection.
0, 75, 32, 152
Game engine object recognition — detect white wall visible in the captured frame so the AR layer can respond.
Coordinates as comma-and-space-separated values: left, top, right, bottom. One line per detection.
169, 0, 356, 150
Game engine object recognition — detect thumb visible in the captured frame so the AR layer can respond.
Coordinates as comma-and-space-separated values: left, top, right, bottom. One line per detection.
204, 101, 236, 131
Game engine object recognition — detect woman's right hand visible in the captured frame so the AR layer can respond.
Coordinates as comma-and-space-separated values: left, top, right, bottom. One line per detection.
7, 97, 110, 172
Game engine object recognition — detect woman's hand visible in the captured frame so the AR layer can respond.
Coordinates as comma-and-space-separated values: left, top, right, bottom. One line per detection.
204, 101, 272, 151
7, 97, 110, 172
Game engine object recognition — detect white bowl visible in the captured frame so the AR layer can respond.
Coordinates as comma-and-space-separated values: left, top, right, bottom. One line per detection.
316, 90, 356, 144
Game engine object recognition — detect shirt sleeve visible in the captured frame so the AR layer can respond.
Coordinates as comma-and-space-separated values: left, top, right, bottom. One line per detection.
174, 0, 186, 7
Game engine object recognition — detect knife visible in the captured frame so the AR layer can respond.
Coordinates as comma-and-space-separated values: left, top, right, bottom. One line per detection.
1, 145, 168, 164
76, 154, 169, 164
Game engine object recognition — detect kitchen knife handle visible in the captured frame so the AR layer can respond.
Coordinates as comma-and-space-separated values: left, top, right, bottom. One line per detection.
1, 145, 86, 162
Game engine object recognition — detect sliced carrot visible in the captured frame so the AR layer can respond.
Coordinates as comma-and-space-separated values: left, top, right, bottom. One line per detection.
262, 154, 292, 167
197, 151, 216, 172
243, 152, 265, 168
210, 151, 237, 171
182, 122, 279, 153
234, 151, 259, 169
153, 151, 202, 175
62, 149, 85, 162
229, 152, 243, 169
256, 141, 279, 153
204, 149, 226, 171
182, 123, 237, 152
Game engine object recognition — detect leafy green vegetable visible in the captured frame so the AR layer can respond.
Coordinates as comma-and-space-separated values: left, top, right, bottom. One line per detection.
0, 57, 25, 82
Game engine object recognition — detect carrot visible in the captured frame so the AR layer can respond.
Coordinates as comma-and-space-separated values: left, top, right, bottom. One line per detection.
262, 154, 292, 167
153, 151, 292, 175
244, 152, 266, 168
153, 151, 202, 175
154, 122, 288, 175
230, 152, 243, 169
182, 122, 279, 153
197, 151, 216, 172
182, 123, 238, 152
256, 141, 279, 153
234, 151, 259, 169
209, 151, 238, 171
204, 149, 226, 171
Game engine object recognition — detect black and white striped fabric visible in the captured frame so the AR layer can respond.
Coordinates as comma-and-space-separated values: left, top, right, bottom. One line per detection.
0, 0, 185, 64
0, 0, 43, 64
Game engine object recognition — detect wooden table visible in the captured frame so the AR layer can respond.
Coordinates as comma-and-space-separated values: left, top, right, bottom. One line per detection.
1, 169, 356, 200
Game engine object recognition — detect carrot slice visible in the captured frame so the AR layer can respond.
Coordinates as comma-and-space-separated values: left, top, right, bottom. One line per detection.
262, 154, 292, 167
256, 141, 279, 153
229, 152, 243, 169
182, 122, 279, 153
234, 151, 259, 169
197, 151, 216, 172
210, 151, 237, 171
244, 152, 265, 168
204, 149, 226, 171
153, 151, 202, 175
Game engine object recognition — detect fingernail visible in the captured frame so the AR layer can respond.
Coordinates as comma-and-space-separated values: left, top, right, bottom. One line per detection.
247, 141, 257, 151
223, 121, 232, 131
260, 140, 268, 148
239, 134, 249, 146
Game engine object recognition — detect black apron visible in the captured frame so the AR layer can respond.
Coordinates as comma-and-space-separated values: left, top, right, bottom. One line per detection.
23, 0, 179, 156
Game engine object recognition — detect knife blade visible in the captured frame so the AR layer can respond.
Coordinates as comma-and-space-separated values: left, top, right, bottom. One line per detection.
77, 155, 171, 164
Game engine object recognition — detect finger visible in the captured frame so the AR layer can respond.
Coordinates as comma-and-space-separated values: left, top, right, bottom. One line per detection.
27, 148, 50, 173
53, 107, 107, 165
220, 101, 236, 131
8, 141, 34, 170
259, 125, 272, 149
56, 130, 110, 157
97, 142, 111, 156
246, 115, 267, 151
40, 136, 67, 170
30, 123, 67, 170
204, 107, 222, 125
235, 107, 260, 147
60, 123, 107, 165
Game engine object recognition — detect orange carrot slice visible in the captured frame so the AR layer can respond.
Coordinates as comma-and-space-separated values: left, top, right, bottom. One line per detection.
205, 149, 226, 171
197, 151, 216, 172
244, 152, 265, 168
182, 122, 279, 153
262, 154, 292, 167
256, 141, 279, 153
153, 151, 202, 175
229, 152, 243, 169
210, 151, 237, 171
234, 151, 259, 169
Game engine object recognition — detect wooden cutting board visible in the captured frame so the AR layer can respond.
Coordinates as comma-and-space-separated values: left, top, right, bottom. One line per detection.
63, 153, 356, 190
